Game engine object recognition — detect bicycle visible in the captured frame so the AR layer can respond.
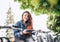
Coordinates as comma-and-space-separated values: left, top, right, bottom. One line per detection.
42, 31, 53, 42
33, 30, 53, 42
53, 33, 60, 42
31, 30, 43, 42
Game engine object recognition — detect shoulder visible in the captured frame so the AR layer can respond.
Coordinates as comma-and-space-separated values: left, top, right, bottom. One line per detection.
16, 20, 22, 24
14, 20, 22, 25
16, 20, 23, 23
16, 21, 21, 23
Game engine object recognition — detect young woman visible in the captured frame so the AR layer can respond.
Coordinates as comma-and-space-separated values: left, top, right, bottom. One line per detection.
14, 11, 34, 42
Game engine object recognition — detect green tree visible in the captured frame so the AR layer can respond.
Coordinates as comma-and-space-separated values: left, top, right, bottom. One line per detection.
14, 0, 60, 15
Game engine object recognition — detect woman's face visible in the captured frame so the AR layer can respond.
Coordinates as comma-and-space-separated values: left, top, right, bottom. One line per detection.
22, 13, 29, 22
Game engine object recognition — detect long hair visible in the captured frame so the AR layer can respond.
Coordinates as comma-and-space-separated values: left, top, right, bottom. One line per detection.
22, 11, 33, 30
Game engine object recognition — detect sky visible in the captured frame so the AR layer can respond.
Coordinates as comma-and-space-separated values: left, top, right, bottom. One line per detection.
0, 0, 50, 31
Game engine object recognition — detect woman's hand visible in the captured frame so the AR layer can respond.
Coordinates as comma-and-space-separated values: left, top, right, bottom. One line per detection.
23, 29, 29, 34
23, 29, 27, 34
20, 32, 23, 35
23, 29, 27, 32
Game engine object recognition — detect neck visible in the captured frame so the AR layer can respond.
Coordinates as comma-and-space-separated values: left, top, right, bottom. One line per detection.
23, 21, 26, 24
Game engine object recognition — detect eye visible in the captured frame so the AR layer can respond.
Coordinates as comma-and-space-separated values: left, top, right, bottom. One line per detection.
25, 15, 28, 17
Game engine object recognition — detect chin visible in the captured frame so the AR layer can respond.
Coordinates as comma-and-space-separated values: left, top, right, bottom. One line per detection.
24, 19, 28, 22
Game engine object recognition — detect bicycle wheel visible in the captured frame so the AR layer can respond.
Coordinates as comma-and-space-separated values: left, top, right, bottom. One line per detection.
47, 35, 53, 42
54, 37, 58, 42
37, 36, 43, 42
54, 36, 60, 42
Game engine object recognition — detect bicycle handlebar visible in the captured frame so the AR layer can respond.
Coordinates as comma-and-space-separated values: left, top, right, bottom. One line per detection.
0, 26, 51, 34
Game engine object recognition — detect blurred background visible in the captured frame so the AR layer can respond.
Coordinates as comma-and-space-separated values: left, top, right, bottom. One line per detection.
0, 0, 60, 42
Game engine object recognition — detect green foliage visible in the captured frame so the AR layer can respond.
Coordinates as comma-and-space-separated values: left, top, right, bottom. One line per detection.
47, 14, 60, 33
14, 0, 60, 15
47, 0, 58, 8
30, 0, 40, 9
